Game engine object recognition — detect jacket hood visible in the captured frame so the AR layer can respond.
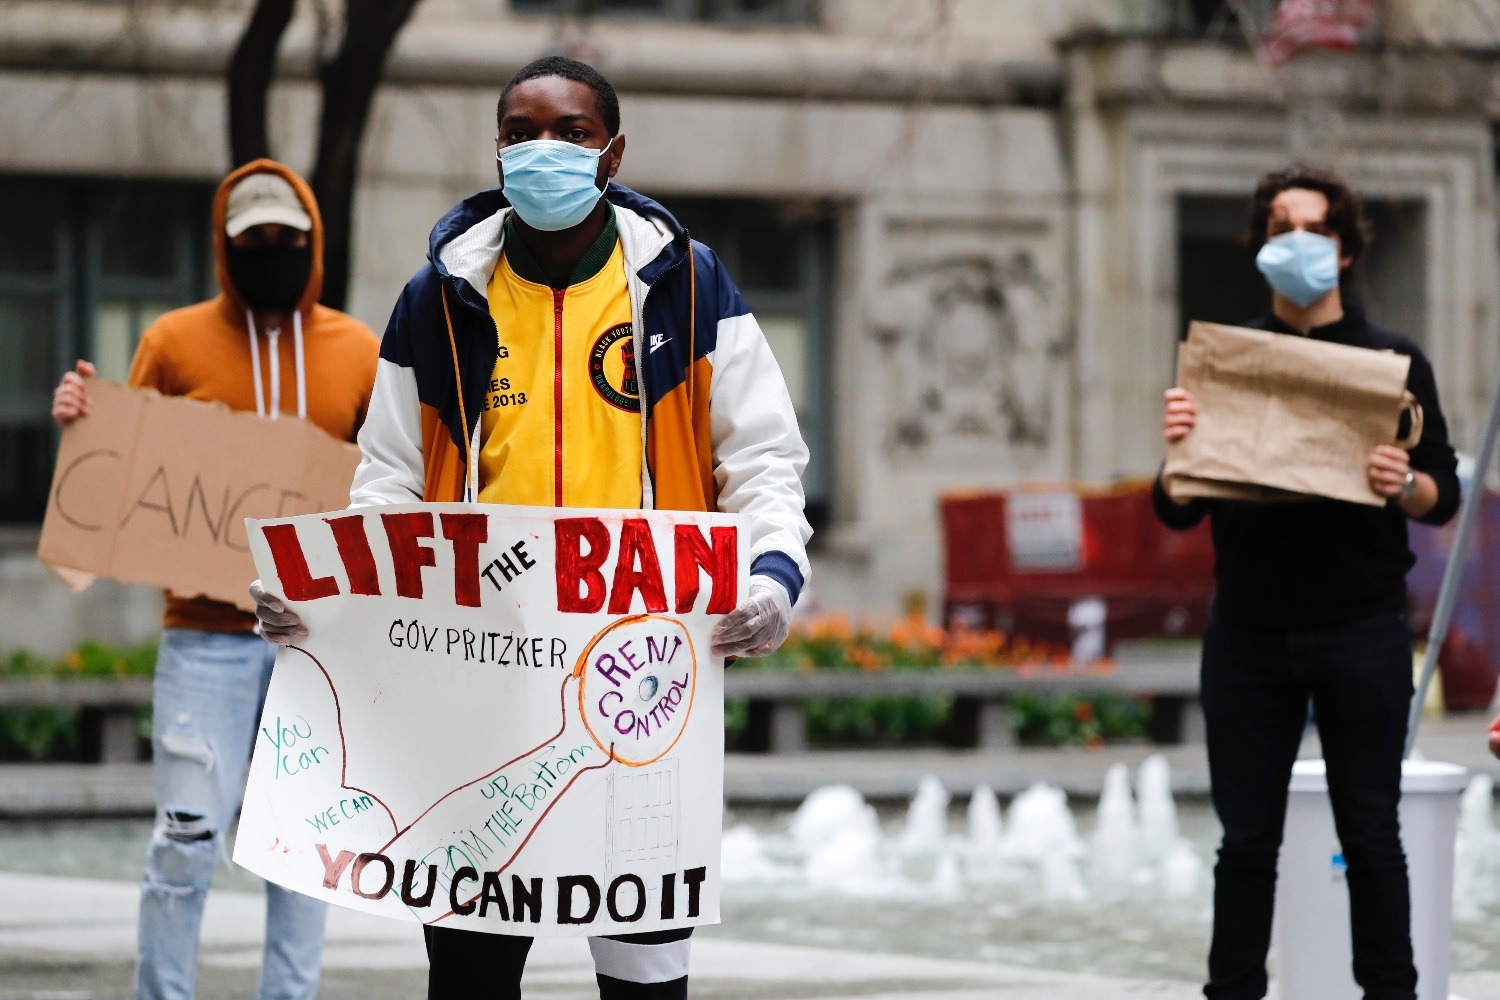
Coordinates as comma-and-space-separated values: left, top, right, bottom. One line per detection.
213, 159, 324, 316
427, 182, 689, 281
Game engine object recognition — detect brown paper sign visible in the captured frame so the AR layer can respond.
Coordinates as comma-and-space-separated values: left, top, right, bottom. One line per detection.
1162, 322, 1420, 507
37, 377, 359, 611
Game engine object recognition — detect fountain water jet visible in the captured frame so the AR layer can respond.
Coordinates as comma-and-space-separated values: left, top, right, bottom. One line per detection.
930, 851, 964, 902
790, 784, 909, 897
1004, 784, 1083, 862
721, 824, 794, 883
790, 784, 880, 854
967, 784, 1005, 850
1158, 839, 1205, 900
1089, 762, 1140, 893
804, 825, 889, 892
1003, 783, 1089, 901
1137, 754, 1179, 867
1454, 773, 1499, 920
1041, 850, 1090, 902
900, 775, 952, 855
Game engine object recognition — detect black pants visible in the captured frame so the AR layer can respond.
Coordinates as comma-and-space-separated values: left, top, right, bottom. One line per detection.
424, 925, 692, 999
1201, 611, 1417, 1000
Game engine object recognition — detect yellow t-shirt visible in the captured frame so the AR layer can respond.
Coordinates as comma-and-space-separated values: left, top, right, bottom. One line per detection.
478, 239, 643, 508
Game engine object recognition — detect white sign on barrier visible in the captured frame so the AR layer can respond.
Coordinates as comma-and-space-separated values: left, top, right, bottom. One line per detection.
1005, 492, 1082, 572
233, 502, 745, 937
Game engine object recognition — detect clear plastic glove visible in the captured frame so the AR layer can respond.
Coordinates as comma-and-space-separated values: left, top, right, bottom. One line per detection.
710, 576, 792, 658
250, 579, 307, 647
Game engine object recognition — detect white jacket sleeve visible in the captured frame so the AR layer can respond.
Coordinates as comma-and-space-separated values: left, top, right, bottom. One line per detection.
708, 311, 813, 589
348, 357, 426, 508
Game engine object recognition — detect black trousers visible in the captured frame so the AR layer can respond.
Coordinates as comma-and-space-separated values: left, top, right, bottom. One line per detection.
1200, 610, 1417, 1000
424, 925, 692, 999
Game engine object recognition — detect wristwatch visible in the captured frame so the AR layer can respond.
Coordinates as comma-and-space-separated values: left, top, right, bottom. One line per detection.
1398, 470, 1418, 502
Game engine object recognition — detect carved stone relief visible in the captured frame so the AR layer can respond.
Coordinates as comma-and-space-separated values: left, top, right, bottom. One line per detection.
871, 248, 1069, 456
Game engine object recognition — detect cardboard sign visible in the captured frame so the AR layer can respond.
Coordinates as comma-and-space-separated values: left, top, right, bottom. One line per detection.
37, 377, 359, 611
1162, 322, 1421, 507
233, 503, 745, 937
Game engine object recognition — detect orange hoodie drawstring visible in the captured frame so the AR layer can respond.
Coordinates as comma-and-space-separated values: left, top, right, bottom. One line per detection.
245, 310, 308, 420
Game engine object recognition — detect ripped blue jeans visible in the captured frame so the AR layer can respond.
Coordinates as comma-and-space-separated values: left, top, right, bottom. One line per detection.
139, 628, 327, 1000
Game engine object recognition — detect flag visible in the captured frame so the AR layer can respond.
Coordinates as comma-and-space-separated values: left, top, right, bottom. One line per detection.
1260, 0, 1378, 66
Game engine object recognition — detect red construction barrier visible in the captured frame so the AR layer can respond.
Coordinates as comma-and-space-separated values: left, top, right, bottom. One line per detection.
1408, 491, 1500, 711
941, 482, 1216, 651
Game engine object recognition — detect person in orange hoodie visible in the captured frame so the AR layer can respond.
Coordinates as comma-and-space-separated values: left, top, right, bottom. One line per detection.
50, 160, 378, 1000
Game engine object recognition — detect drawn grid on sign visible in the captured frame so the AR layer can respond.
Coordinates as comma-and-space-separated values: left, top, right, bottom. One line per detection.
607, 759, 680, 872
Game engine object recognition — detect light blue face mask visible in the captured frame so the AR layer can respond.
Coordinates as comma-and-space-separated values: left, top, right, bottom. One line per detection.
497, 137, 614, 232
1255, 230, 1341, 308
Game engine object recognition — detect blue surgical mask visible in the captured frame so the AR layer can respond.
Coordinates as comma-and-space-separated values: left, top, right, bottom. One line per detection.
1255, 230, 1341, 308
497, 137, 614, 232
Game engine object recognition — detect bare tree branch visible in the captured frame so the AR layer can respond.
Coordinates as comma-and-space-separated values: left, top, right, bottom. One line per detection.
311, 0, 423, 310
226, 0, 423, 308
227, 0, 296, 166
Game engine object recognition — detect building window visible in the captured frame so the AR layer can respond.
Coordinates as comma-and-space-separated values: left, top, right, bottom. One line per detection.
1156, 0, 1280, 38
511, 0, 819, 26
652, 196, 834, 530
0, 177, 213, 523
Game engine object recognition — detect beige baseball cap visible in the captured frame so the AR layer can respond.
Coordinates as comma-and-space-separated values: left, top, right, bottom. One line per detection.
225, 172, 312, 238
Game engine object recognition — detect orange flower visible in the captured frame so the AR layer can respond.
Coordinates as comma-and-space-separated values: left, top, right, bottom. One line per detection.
889, 619, 917, 649
805, 614, 854, 642
848, 644, 886, 671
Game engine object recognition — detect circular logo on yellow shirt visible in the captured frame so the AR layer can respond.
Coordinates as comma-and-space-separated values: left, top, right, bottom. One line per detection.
589, 323, 640, 413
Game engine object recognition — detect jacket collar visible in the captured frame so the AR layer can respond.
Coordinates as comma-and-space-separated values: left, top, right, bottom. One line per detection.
502, 205, 619, 288
1262, 304, 1369, 344
429, 183, 686, 300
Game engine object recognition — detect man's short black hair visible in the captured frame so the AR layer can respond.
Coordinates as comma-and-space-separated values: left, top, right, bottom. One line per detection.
497, 55, 621, 136
1249, 166, 1369, 266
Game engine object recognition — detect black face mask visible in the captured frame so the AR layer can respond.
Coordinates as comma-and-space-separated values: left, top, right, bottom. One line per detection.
227, 245, 312, 311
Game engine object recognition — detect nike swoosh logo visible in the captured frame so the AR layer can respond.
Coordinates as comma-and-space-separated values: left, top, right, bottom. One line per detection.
650, 334, 671, 353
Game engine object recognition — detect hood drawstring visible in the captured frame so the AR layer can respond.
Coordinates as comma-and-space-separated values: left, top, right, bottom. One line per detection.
293, 310, 307, 420
246, 309, 308, 420
248, 310, 266, 418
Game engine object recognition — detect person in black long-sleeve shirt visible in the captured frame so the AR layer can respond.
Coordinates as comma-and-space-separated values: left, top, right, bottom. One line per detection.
1154, 168, 1459, 1000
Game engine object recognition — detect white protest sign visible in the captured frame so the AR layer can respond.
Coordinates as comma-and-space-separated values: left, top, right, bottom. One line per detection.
233, 502, 745, 937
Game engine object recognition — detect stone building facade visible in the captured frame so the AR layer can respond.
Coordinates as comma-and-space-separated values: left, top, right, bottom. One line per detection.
1, 0, 1497, 651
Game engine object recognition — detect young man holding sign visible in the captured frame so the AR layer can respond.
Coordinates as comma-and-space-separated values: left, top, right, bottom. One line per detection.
1154, 168, 1458, 999
253, 57, 811, 999
52, 161, 379, 1000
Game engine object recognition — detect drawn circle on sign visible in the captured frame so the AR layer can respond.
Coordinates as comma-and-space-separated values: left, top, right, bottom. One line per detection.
574, 614, 696, 767
588, 323, 640, 412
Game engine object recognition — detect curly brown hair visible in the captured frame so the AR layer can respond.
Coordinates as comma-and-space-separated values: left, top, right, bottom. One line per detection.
1248, 166, 1370, 266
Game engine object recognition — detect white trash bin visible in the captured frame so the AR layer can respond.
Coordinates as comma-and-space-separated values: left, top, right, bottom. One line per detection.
1273, 758, 1468, 1000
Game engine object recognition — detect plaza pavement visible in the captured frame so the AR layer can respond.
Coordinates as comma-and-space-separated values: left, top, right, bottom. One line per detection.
0, 868, 1205, 1000
3, 869, 1500, 999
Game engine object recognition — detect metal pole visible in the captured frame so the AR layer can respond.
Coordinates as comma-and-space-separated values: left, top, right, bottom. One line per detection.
1405, 362, 1500, 758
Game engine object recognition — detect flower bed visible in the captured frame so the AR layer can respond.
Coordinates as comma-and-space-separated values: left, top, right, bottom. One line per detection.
0, 621, 1155, 757
726, 615, 1152, 748
0, 642, 157, 760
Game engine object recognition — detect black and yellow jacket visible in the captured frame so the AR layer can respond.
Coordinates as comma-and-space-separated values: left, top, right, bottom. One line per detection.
349, 184, 810, 600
